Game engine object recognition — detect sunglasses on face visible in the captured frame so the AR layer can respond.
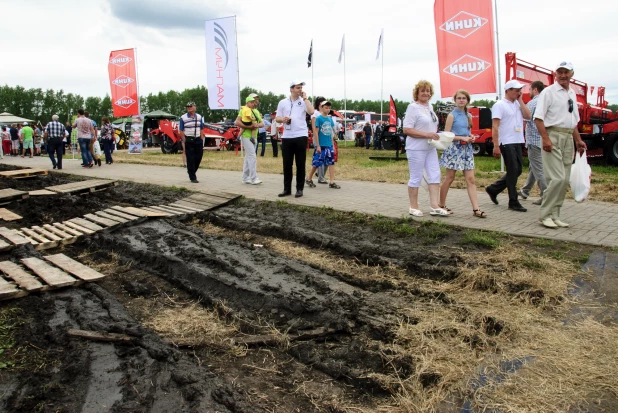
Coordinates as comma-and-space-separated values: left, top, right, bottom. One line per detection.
568, 99, 573, 113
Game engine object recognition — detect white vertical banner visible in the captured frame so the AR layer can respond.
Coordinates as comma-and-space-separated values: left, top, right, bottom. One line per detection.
205, 16, 239, 110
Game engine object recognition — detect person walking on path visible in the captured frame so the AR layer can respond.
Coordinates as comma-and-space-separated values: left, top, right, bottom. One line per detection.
519, 81, 547, 206
275, 81, 315, 198
74, 109, 96, 168
363, 122, 373, 149
20, 122, 34, 158
269, 117, 280, 158
439, 89, 486, 218
9, 124, 20, 156
1, 126, 10, 158
85, 111, 98, 162
403, 80, 449, 217
534, 61, 587, 229
373, 121, 383, 150
309, 96, 329, 186
235, 96, 263, 185
485, 80, 532, 212
44, 115, 66, 169
100, 117, 115, 165
307, 101, 341, 189
179, 102, 205, 183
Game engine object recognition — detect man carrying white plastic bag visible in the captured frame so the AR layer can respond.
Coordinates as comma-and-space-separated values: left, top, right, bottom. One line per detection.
534, 61, 587, 229
570, 151, 591, 203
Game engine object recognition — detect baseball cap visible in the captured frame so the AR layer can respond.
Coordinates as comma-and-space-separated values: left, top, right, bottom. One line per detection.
248, 93, 259, 99
23, 122, 28, 126
320, 101, 332, 107
556, 61, 574, 71
186, 101, 195, 107
289, 80, 306, 88
504, 79, 525, 90
245, 96, 256, 103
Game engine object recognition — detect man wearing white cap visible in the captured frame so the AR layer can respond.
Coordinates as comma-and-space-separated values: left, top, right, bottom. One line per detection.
485, 79, 532, 212
534, 61, 587, 228
275, 81, 315, 198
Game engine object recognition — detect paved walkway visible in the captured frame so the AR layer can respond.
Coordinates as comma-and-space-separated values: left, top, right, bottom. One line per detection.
2, 154, 618, 247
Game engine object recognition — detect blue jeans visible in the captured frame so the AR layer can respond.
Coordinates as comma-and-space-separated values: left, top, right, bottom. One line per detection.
255, 132, 267, 156
103, 140, 114, 163
47, 139, 64, 169
78, 138, 93, 165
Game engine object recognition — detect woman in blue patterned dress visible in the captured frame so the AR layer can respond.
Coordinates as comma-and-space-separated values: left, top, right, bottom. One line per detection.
439, 89, 486, 218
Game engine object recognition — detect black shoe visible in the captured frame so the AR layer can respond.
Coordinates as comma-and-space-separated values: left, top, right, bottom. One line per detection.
53, 165, 57, 169
486, 188, 499, 205
190, 179, 199, 183
278, 191, 291, 197
508, 204, 527, 212
295, 190, 303, 198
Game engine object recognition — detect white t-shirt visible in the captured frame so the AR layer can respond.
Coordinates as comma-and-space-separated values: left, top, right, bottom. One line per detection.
533, 83, 580, 129
492, 99, 525, 145
403, 102, 438, 151
276, 97, 310, 138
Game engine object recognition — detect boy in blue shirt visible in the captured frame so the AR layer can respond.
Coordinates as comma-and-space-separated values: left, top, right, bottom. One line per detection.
306, 101, 340, 189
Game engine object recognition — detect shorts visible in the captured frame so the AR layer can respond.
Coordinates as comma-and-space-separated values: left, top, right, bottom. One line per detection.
22, 140, 33, 150
311, 146, 335, 167
11, 140, 20, 150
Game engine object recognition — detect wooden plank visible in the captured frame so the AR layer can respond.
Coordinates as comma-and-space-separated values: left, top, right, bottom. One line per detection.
21, 258, 77, 288
63, 221, 95, 235
29, 189, 57, 196
178, 197, 218, 208
95, 211, 128, 224
44, 254, 106, 282
154, 205, 191, 215
0, 239, 12, 251
43, 224, 77, 244
46, 180, 117, 194
53, 222, 87, 237
68, 218, 104, 232
195, 190, 240, 200
0, 275, 24, 300
170, 201, 207, 211
0, 208, 22, 221
0, 261, 44, 291
20, 228, 52, 244
186, 193, 236, 206
104, 208, 142, 221
67, 329, 135, 343
0, 227, 31, 246
83, 213, 120, 228
30, 226, 63, 242
119, 206, 169, 217
141, 207, 175, 216
13, 230, 38, 246
164, 204, 200, 213
0, 168, 48, 178
0, 188, 29, 202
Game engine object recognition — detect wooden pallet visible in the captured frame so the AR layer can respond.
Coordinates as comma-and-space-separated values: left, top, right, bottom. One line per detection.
0, 254, 106, 301
0, 168, 48, 179
0, 188, 29, 204
46, 179, 118, 195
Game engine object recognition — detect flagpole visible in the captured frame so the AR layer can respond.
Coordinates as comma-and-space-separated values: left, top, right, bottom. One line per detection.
233, 15, 244, 158
343, 35, 346, 141
493, 0, 505, 173
380, 30, 384, 121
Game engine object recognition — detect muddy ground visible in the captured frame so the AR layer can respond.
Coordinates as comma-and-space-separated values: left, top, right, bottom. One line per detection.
0, 166, 615, 413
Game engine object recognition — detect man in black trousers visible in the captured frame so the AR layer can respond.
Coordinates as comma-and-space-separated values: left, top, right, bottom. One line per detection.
275, 81, 315, 198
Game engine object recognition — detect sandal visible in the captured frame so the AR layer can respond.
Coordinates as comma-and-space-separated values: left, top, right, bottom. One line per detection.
439, 205, 454, 214
305, 179, 316, 188
430, 207, 449, 216
409, 208, 423, 217
473, 209, 487, 218
329, 183, 340, 189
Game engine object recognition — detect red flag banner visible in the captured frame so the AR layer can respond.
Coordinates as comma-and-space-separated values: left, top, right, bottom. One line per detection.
434, 0, 496, 98
389, 95, 397, 132
108, 48, 139, 117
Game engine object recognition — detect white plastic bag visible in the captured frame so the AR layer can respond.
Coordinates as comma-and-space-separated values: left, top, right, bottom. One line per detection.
570, 151, 591, 203
427, 132, 455, 150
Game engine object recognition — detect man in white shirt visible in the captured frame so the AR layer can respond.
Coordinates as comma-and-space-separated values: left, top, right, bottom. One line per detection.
485, 80, 532, 212
534, 61, 587, 228
275, 81, 315, 198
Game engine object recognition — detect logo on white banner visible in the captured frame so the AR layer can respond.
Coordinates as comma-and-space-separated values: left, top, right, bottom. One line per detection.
115, 96, 136, 109
111, 75, 135, 89
109, 54, 132, 67
440, 11, 488, 38
443, 55, 491, 81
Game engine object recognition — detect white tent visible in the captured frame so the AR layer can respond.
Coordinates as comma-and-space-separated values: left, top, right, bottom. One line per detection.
0, 112, 35, 124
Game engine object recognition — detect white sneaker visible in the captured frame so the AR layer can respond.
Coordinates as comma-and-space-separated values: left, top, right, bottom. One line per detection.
541, 217, 558, 228
552, 219, 569, 228
251, 179, 263, 185
242, 179, 252, 184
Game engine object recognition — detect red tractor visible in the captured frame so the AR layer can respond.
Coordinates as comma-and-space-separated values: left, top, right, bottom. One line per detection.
152, 120, 241, 154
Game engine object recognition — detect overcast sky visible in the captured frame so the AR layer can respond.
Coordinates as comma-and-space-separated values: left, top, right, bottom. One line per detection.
3, 0, 618, 108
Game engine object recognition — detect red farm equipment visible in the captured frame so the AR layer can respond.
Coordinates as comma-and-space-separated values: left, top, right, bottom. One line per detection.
150, 120, 241, 154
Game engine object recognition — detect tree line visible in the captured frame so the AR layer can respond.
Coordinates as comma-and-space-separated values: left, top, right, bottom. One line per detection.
2, 84, 615, 125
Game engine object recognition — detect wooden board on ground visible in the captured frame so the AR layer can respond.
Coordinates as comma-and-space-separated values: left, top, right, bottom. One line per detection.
46, 179, 118, 195
185, 193, 239, 208
0, 227, 31, 246
0, 168, 48, 179
0, 275, 26, 300
54, 222, 87, 237
152, 205, 189, 215
103, 208, 145, 223
68, 218, 104, 232
141, 207, 175, 216
0, 261, 44, 291
116, 206, 169, 217
31, 226, 63, 242
43, 224, 77, 244
0, 208, 22, 221
195, 190, 240, 200
0, 239, 11, 252
44, 254, 106, 282
83, 213, 121, 229
63, 221, 95, 235
29, 189, 57, 196
0, 188, 29, 203
163, 204, 200, 213
170, 201, 207, 212
95, 211, 128, 224
21, 228, 58, 250
14, 230, 38, 246
175, 198, 217, 209
21, 257, 77, 288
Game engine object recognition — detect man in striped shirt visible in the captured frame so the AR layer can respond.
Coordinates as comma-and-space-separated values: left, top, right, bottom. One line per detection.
44, 114, 66, 169
179, 102, 205, 183
519, 81, 547, 205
